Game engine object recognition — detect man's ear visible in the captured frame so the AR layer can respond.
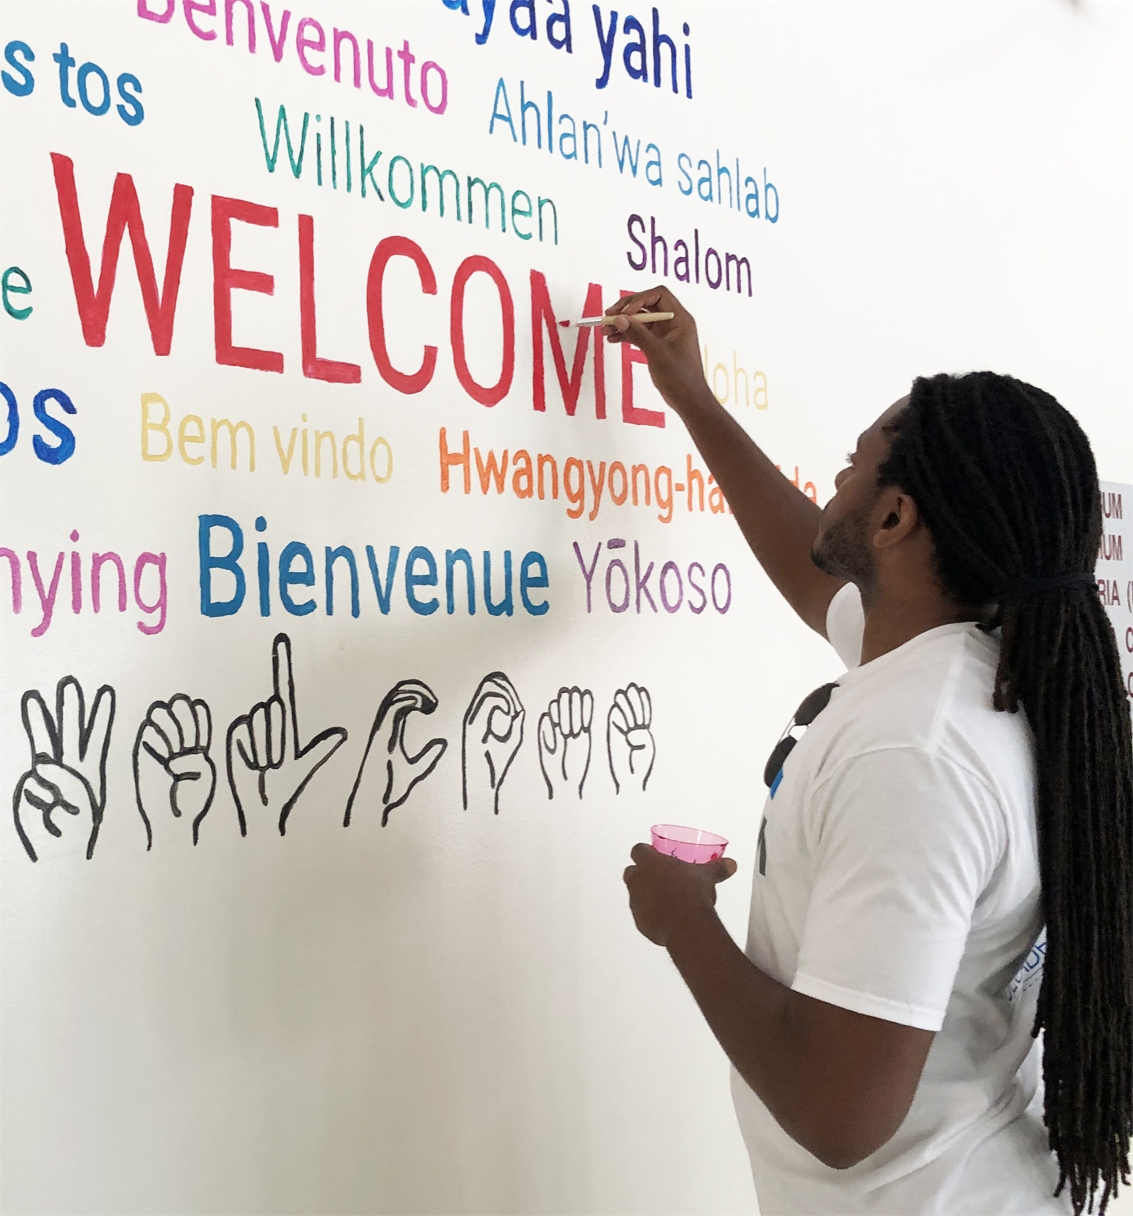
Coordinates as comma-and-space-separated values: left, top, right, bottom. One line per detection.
871, 487, 920, 550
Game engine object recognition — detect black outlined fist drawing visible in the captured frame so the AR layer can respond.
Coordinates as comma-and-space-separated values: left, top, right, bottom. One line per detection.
345, 679, 447, 827
538, 686, 594, 800
225, 634, 347, 836
462, 672, 525, 814
133, 695, 216, 848
607, 683, 655, 793
12, 676, 115, 862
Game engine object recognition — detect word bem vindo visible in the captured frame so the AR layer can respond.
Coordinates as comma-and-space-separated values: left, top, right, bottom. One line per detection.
199, 515, 550, 619
140, 394, 395, 486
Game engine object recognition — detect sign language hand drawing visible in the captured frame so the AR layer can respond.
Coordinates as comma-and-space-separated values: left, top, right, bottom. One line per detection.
225, 633, 347, 836
607, 683, 655, 793
344, 679, 448, 827
462, 672, 525, 814
538, 687, 594, 799
12, 676, 116, 862
133, 695, 216, 848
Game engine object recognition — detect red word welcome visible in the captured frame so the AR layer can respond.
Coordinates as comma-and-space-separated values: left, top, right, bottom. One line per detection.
49, 153, 663, 429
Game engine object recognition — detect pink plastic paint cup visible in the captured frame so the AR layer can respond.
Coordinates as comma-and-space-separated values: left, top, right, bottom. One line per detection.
650, 823, 729, 865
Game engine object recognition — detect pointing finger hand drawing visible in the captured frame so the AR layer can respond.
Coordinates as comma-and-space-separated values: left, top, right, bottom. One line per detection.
226, 634, 347, 837
345, 679, 448, 828
462, 672, 525, 814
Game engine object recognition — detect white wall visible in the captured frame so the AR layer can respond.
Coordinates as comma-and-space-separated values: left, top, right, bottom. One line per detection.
1, 1, 1129, 1213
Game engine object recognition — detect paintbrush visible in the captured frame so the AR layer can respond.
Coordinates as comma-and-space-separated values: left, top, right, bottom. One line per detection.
559, 312, 675, 328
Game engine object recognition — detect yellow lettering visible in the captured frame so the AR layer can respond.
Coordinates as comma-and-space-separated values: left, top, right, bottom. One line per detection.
211, 418, 255, 471
315, 430, 338, 478
343, 419, 365, 482
178, 414, 205, 465
273, 426, 298, 474
140, 392, 172, 462
369, 436, 393, 484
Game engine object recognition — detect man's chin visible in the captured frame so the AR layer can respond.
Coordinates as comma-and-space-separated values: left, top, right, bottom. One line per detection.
809, 542, 835, 576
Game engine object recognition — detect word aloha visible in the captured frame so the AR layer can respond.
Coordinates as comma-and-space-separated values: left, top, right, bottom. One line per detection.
701, 345, 769, 410
199, 515, 550, 620
137, 0, 446, 114
48, 154, 663, 428
2, 39, 143, 124
573, 539, 732, 616
140, 394, 394, 486
256, 99, 557, 245
439, 429, 732, 525
444, 1, 694, 97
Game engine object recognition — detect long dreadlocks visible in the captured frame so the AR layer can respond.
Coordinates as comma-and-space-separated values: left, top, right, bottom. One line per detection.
877, 371, 1133, 1214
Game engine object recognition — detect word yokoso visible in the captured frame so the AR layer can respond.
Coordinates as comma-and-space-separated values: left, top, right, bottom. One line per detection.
49, 154, 665, 428
573, 538, 731, 616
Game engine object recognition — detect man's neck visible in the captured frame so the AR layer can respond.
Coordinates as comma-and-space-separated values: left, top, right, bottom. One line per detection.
858, 586, 979, 665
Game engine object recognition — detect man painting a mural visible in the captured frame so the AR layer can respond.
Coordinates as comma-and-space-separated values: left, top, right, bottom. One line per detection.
613, 288, 1133, 1215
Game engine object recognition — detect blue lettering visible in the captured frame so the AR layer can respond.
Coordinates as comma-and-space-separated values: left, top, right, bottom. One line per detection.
405, 545, 439, 615
199, 514, 246, 617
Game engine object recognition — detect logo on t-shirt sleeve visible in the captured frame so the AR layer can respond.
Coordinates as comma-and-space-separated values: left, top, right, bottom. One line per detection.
1006, 932, 1047, 1004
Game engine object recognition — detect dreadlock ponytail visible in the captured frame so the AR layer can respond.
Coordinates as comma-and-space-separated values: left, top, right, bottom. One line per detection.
877, 371, 1133, 1214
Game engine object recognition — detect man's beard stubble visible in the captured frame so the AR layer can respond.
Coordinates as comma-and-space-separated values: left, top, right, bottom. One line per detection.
810, 502, 875, 587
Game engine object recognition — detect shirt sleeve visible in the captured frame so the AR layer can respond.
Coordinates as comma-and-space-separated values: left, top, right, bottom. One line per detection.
825, 582, 864, 670
791, 747, 1004, 1031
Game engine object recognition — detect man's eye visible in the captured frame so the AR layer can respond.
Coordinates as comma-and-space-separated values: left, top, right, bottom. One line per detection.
845, 453, 855, 466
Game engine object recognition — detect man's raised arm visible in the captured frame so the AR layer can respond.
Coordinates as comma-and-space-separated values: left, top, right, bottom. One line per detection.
604, 287, 845, 637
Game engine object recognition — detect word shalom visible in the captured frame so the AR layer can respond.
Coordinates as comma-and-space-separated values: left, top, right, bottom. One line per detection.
49, 153, 665, 428
573, 539, 731, 616
140, 394, 393, 485
199, 515, 550, 620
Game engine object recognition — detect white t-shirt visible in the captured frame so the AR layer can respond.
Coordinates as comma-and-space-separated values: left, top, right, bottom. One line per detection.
732, 582, 1068, 1214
